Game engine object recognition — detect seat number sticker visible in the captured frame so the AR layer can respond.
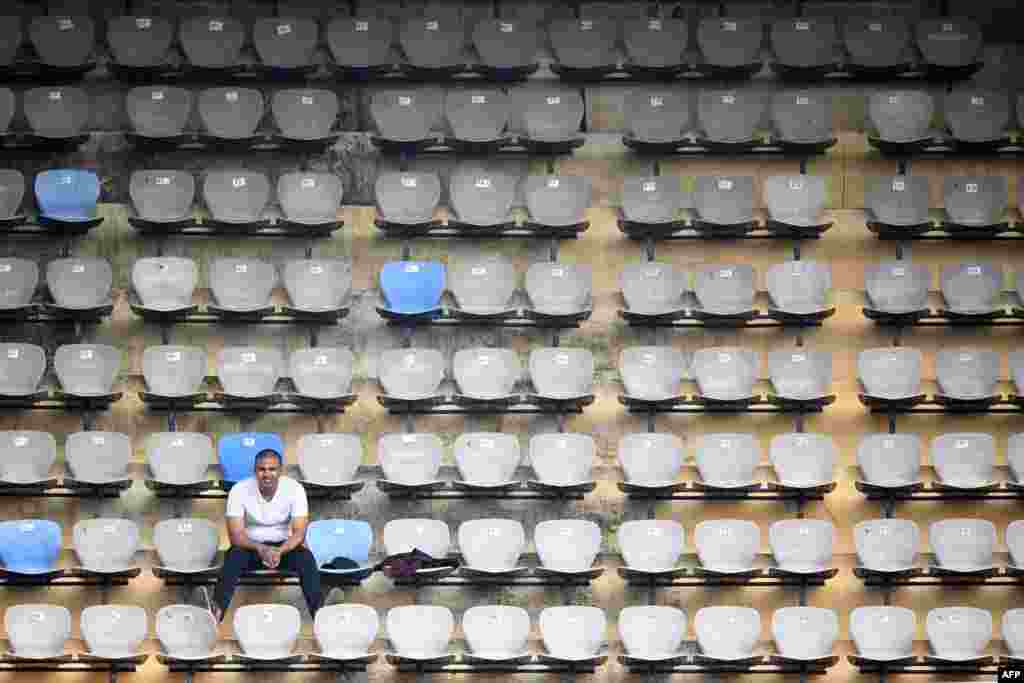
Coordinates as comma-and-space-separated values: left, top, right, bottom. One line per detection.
178, 521, 193, 533
0, 265, 10, 273
302, 177, 316, 188
796, 96, 809, 105
472, 95, 487, 104
151, 90, 165, 101
718, 352, 732, 362
475, 178, 491, 189
277, 24, 292, 36
789, 179, 804, 191
650, 96, 664, 108
888, 95, 899, 105
967, 265, 981, 275
971, 96, 984, 106
642, 181, 657, 192
72, 264, 85, 273
166, 351, 181, 362
301, 95, 314, 105
471, 266, 487, 276
235, 263, 248, 273
355, 21, 368, 31
499, 22, 514, 32
717, 179, 733, 191
209, 20, 224, 32
49, 91, 62, 101
719, 268, 733, 278
92, 435, 107, 445
314, 355, 328, 366
869, 22, 883, 31
546, 96, 561, 105
58, 18, 74, 31
723, 21, 737, 31
136, 18, 152, 30
6, 349, 17, 359
226, 91, 239, 103
580, 20, 593, 31
648, 20, 662, 30
795, 21, 809, 30
425, 20, 438, 30
13, 436, 26, 446
241, 352, 256, 363
965, 183, 978, 193
80, 349, 93, 360
892, 180, 905, 192
310, 264, 323, 274
555, 353, 570, 365
243, 437, 256, 447
405, 264, 419, 272
547, 178, 560, 189
551, 267, 565, 277
721, 94, 735, 105
398, 96, 412, 106
172, 438, 184, 447
401, 176, 417, 188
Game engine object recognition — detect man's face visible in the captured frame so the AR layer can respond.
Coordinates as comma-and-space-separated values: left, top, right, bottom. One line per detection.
255, 456, 281, 494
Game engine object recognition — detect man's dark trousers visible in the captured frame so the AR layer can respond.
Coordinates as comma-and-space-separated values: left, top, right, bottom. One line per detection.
212, 542, 322, 620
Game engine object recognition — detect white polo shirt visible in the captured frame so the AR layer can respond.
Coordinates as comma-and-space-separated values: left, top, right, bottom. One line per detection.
225, 476, 309, 544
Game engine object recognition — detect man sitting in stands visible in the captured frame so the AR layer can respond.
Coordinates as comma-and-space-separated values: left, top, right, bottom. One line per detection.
207, 448, 321, 622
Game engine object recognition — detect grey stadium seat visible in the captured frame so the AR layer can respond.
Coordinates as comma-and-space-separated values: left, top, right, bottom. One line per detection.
931, 433, 996, 488
156, 605, 218, 661
0, 431, 56, 485
463, 605, 530, 661
54, 345, 120, 396
64, 432, 131, 485
216, 348, 284, 398
153, 518, 219, 573
868, 91, 934, 144
529, 348, 594, 400
297, 434, 361, 487
694, 264, 755, 316
382, 519, 451, 563
851, 606, 916, 662
856, 433, 922, 488
768, 350, 832, 400
272, 90, 339, 142
253, 17, 318, 70
534, 519, 601, 575
619, 432, 684, 488
771, 91, 835, 147
764, 176, 828, 228
453, 348, 521, 400
198, 88, 265, 141
695, 176, 755, 227
107, 16, 175, 69
770, 17, 837, 74
697, 17, 763, 73
125, 88, 193, 141
290, 348, 355, 399
327, 16, 395, 70
5, 604, 71, 658
130, 171, 195, 223
284, 259, 351, 313
29, 15, 95, 68
697, 91, 763, 145
378, 349, 444, 400
766, 261, 832, 315
313, 604, 379, 661
472, 19, 541, 74
203, 171, 271, 224
448, 165, 516, 226
0, 344, 45, 397
444, 88, 508, 145
619, 347, 687, 401
866, 176, 930, 228
945, 90, 1010, 144
146, 433, 214, 487
624, 90, 690, 147
692, 348, 758, 401
695, 433, 761, 489
917, 18, 983, 71
857, 348, 923, 401
548, 18, 619, 73
864, 261, 930, 314
772, 607, 838, 660
132, 257, 198, 312
524, 176, 590, 228
943, 177, 1008, 228
46, 257, 112, 310
695, 607, 760, 661
0, 170, 25, 220
234, 605, 301, 661
449, 255, 517, 316
518, 88, 584, 144
695, 519, 759, 573
619, 606, 686, 663
620, 262, 688, 317
375, 171, 441, 224
621, 176, 687, 226
0, 258, 36, 311
399, 16, 465, 71
843, 16, 911, 73
926, 607, 991, 662
524, 262, 592, 317
617, 520, 684, 574
940, 262, 1002, 314
458, 519, 525, 574
24, 87, 89, 139
73, 519, 140, 575
81, 605, 146, 659
210, 257, 276, 312
622, 17, 688, 72
935, 351, 1000, 401
854, 519, 920, 573
370, 90, 442, 144
529, 433, 595, 488
769, 433, 836, 488
454, 432, 521, 487
278, 173, 343, 225
930, 518, 996, 572
142, 346, 205, 398
179, 16, 246, 70
386, 605, 453, 661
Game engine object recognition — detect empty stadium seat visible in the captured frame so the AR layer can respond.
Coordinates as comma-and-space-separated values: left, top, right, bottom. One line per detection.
5, 604, 70, 658
458, 519, 525, 575
694, 265, 755, 317
132, 258, 197, 315
180, 16, 246, 71
868, 91, 934, 147
156, 605, 218, 661
0, 170, 25, 220
770, 91, 835, 148
146, 433, 214, 488
29, 15, 95, 70
766, 261, 832, 317
219, 433, 285, 486
130, 172, 195, 224
444, 88, 508, 147
1005, 609, 1024, 659
283, 259, 350, 316
153, 518, 219, 574
548, 18, 618, 76
770, 519, 834, 574
73, 518, 140, 574
54, 344, 120, 397
217, 348, 283, 398
697, 17, 763, 76
620, 176, 687, 227
843, 16, 911, 76
371, 90, 441, 145
935, 351, 999, 402
253, 17, 318, 71
35, 170, 99, 223
926, 607, 991, 661
448, 255, 516, 316
234, 605, 301, 661
534, 519, 601, 575
278, 173, 344, 225
472, 19, 541, 77
930, 519, 996, 572
621, 17, 687, 74
619, 433, 684, 489
0, 344, 45, 397
623, 90, 690, 150
694, 607, 760, 661
771, 17, 837, 77
313, 604, 379, 661
386, 606, 453, 661
448, 164, 517, 227
940, 263, 1002, 315
524, 262, 592, 317
528, 348, 594, 400
382, 518, 451, 567
462, 605, 530, 662
290, 348, 354, 400
1012, 433, 1024, 485
375, 172, 441, 225
694, 520, 759, 574
617, 520, 684, 575
772, 607, 838, 661
378, 348, 444, 400
694, 176, 755, 232
46, 257, 112, 312
866, 177, 930, 230
523, 175, 590, 229
769, 433, 836, 488
857, 348, 923, 402
768, 351, 832, 402
454, 432, 520, 487
271, 90, 339, 145
203, 171, 271, 224
0, 257, 35, 313
692, 348, 757, 402
619, 347, 686, 401
210, 258, 277, 313
764, 176, 829, 230
141, 346, 205, 399
1008, 521, 1024, 567
864, 261, 930, 315
619, 606, 686, 662
695, 433, 761, 488
528, 433, 595, 489
199, 88, 264, 141
619, 262, 687, 317
0, 519, 60, 575
24, 87, 89, 140
107, 16, 174, 71
452, 348, 520, 401
296, 433, 360, 488
65, 432, 131, 486
942, 178, 1008, 230
378, 432, 443, 487
945, 90, 1010, 145
327, 16, 395, 72
916, 18, 983, 76
126, 88, 193, 141
399, 16, 465, 73
854, 519, 920, 573
517, 88, 584, 147
539, 606, 606, 662
856, 434, 922, 488
696, 92, 763, 146
0, 431, 56, 485
306, 519, 373, 579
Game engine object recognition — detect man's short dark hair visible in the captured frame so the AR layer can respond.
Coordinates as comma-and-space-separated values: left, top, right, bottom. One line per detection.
254, 449, 283, 467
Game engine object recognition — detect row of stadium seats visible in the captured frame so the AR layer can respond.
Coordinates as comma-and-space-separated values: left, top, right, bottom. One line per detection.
0, 14, 985, 79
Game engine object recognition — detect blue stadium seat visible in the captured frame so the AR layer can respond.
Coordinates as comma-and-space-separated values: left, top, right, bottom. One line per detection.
0, 519, 61, 575
34, 169, 100, 222
379, 261, 445, 315
218, 433, 285, 486
306, 519, 373, 580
